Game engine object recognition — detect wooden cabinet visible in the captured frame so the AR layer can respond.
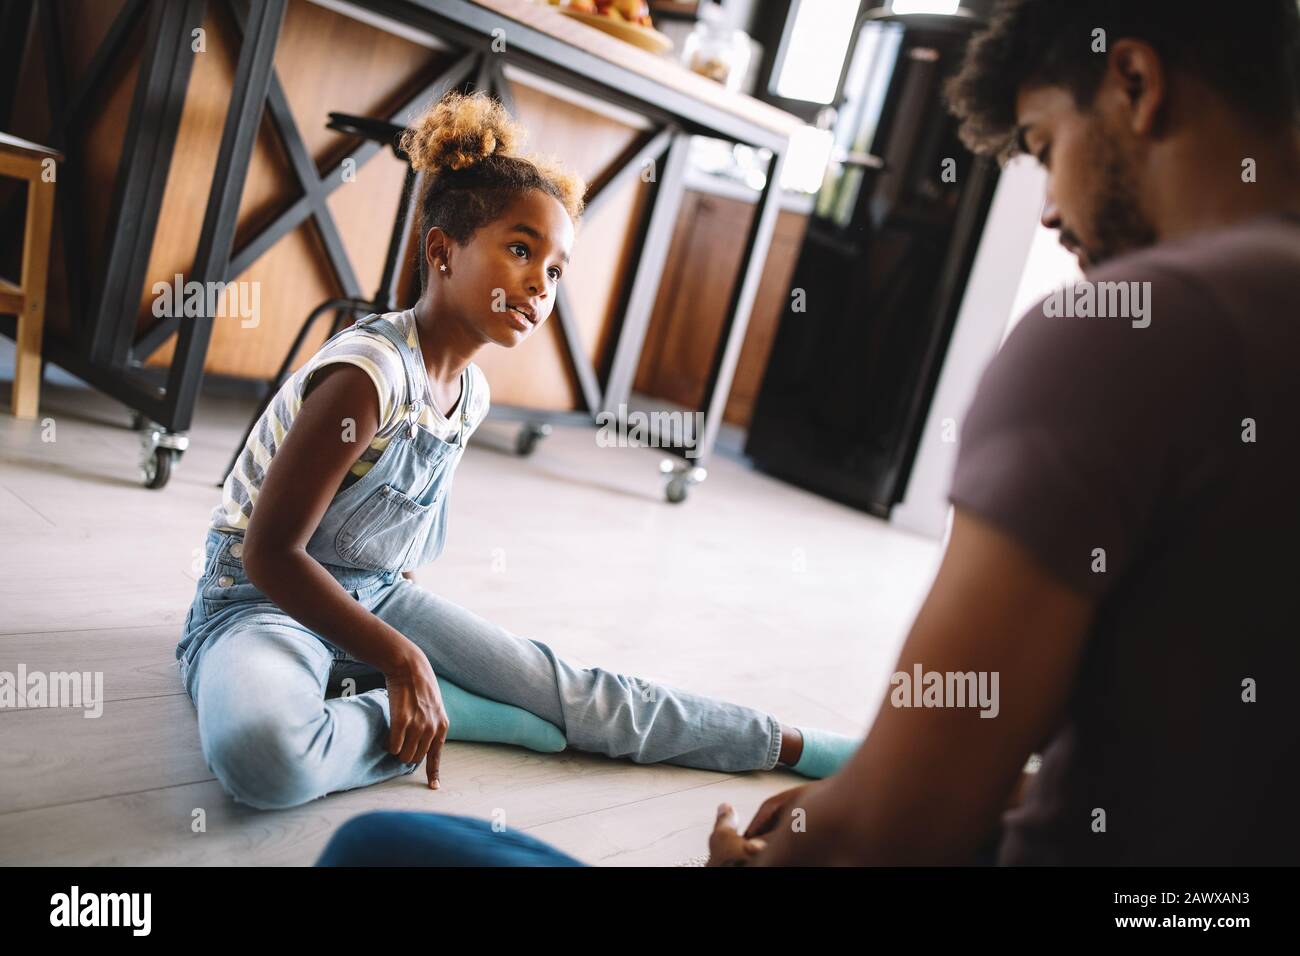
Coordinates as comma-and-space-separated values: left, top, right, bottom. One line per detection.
633, 188, 809, 427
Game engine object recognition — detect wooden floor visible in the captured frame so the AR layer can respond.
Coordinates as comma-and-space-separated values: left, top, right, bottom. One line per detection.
0, 378, 940, 866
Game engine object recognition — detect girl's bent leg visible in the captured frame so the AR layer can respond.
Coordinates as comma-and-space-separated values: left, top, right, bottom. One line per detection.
315, 811, 586, 866
190, 611, 416, 810
369, 581, 782, 773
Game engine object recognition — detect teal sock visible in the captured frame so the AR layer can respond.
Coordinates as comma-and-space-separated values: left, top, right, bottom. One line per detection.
438, 679, 566, 754
789, 727, 860, 779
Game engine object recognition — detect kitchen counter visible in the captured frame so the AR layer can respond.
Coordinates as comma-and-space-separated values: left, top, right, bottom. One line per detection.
8, 0, 809, 482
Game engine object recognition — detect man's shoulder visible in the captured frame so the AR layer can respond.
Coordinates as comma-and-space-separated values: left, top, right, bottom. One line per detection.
1002, 215, 1299, 381
1139, 211, 1300, 275
968, 237, 1253, 444
1082, 212, 1300, 319
1000, 235, 1255, 372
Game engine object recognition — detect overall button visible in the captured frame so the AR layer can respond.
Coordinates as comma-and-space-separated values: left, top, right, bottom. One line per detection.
218, 574, 235, 587
230, 542, 244, 558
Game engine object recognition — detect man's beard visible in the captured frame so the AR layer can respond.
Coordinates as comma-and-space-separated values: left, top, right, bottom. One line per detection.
1078, 130, 1158, 268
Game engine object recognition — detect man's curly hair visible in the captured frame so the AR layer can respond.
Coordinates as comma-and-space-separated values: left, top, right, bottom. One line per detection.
945, 0, 1300, 163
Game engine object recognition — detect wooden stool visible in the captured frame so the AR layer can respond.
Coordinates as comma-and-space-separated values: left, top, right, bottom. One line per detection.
0, 131, 61, 420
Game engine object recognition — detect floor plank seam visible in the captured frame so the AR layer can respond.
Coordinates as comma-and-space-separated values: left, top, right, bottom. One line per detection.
0, 484, 56, 526
0, 776, 218, 818
517, 773, 749, 834
0, 688, 189, 715
0, 626, 188, 638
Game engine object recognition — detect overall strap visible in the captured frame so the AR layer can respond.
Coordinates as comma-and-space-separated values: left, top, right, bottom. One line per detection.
456, 365, 473, 446
354, 313, 426, 438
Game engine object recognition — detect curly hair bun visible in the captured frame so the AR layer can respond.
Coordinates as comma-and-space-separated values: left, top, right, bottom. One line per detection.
399, 90, 525, 176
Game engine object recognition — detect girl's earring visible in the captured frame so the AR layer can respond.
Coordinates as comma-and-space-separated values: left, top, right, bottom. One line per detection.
439, 262, 447, 273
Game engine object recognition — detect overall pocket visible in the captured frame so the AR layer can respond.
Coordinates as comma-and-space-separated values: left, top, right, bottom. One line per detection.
335, 483, 441, 572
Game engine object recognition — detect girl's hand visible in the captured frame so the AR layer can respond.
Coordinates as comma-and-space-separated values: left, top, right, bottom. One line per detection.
384, 648, 450, 790
707, 803, 767, 866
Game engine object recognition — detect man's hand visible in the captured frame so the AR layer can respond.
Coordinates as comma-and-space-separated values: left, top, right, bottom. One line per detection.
383, 647, 450, 790
744, 783, 816, 839
707, 804, 767, 866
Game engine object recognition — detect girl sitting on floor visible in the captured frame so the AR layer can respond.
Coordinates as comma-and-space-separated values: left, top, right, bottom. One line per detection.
174, 90, 856, 810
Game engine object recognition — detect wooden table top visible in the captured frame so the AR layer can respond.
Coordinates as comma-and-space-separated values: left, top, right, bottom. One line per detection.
467, 0, 805, 142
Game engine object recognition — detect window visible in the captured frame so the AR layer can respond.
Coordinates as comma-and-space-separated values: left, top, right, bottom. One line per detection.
771, 0, 863, 104
890, 0, 961, 14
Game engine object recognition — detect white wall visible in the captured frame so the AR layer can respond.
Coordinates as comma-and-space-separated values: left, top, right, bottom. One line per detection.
1004, 205, 1083, 342
889, 156, 1073, 540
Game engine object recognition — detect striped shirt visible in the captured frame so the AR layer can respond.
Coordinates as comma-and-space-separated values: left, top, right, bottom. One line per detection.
210, 307, 490, 533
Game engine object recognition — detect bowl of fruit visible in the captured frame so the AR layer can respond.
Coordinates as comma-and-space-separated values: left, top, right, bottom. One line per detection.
547, 0, 674, 55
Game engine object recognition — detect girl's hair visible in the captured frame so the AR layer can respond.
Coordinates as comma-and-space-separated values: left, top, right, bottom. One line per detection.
398, 90, 586, 290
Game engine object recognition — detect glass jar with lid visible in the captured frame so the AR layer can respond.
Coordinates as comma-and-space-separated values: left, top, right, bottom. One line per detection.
680, 2, 752, 91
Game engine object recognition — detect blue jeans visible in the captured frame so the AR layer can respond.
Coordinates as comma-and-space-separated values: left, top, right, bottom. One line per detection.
315, 811, 587, 866
313, 812, 1009, 866
176, 529, 784, 811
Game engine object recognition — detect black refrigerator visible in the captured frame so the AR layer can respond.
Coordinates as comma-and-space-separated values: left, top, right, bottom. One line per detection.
746, 8, 1000, 518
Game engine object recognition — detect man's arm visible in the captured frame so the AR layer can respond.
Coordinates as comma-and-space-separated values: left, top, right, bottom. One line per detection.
756, 507, 1092, 865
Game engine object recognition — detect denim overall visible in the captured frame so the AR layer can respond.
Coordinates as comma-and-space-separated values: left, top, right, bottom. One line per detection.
177, 311, 468, 678
174, 313, 782, 811
304, 310, 471, 577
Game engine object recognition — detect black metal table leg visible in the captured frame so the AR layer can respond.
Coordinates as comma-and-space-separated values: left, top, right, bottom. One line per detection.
90, 0, 208, 371
600, 129, 690, 418
655, 149, 786, 502
163, 0, 287, 440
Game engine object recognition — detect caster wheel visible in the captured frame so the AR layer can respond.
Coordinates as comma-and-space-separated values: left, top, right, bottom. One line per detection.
660, 458, 707, 504
138, 426, 189, 489
515, 422, 551, 457
143, 447, 178, 489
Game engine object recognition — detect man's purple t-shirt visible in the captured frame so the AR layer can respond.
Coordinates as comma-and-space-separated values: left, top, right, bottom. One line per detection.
949, 211, 1300, 865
